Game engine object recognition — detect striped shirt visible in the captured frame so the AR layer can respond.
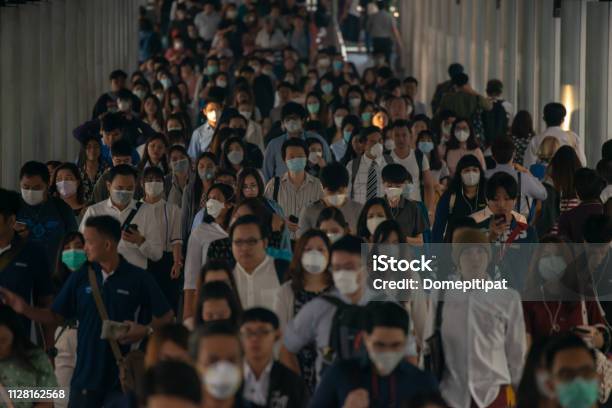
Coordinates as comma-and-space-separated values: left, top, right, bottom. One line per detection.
264, 173, 323, 238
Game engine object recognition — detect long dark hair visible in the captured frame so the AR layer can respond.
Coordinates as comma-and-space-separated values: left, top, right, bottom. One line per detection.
190, 152, 218, 213
236, 167, 265, 203
511, 110, 535, 140
137, 133, 170, 174
194, 281, 243, 328
547, 145, 581, 199
356, 197, 394, 240
49, 162, 86, 206
53, 231, 85, 292
76, 135, 103, 170
417, 130, 443, 171
220, 136, 247, 171
371, 219, 406, 244
0, 305, 40, 373
140, 94, 165, 131
203, 183, 235, 230
445, 118, 480, 152
288, 229, 333, 293
448, 154, 486, 195
516, 336, 551, 408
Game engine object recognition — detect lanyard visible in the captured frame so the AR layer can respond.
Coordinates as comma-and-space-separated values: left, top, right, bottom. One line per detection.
371, 371, 396, 408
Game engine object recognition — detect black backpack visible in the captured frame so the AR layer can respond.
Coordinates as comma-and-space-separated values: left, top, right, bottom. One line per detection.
319, 296, 367, 371
481, 100, 509, 147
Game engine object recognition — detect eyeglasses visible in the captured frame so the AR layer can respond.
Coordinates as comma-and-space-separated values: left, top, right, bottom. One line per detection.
240, 329, 274, 339
232, 238, 262, 247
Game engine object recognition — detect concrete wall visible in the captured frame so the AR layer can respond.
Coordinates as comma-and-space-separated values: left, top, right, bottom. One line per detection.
0, 0, 143, 189
399, 0, 610, 166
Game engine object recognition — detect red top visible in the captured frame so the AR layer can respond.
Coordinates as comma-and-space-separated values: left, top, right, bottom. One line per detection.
523, 301, 606, 342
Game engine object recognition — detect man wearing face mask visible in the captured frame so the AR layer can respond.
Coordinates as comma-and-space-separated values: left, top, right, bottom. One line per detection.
80, 165, 163, 270
190, 321, 246, 408
264, 139, 323, 239
91, 70, 141, 119
92, 139, 143, 204
298, 163, 363, 237
17, 161, 78, 267
347, 127, 394, 205
141, 167, 183, 314
263, 102, 332, 181
311, 302, 438, 407
188, 93, 223, 160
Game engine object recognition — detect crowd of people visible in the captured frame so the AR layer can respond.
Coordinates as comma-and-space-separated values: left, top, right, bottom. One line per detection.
0, 0, 612, 407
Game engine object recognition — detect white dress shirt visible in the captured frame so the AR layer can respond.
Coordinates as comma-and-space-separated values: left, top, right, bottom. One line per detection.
147, 199, 182, 252
80, 199, 163, 270
187, 122, 215, 160
233, 255, 280, 311
183, 222, 228, 291
523, 126, 586, 167
243, 360, 273, 406
346, 154, 386, 205
424, 285, 526, 408
391, 149, 430, 202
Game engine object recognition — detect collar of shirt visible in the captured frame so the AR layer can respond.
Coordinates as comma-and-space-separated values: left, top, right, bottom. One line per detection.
106, 198, 137, 214
101, 269, 115, 283
331, 287, 373, 306
493, 163, 515, 174
235, 255, 274, 277
361, 154, 384, 167
281, 172, 316, 185
243, 360, 273, 406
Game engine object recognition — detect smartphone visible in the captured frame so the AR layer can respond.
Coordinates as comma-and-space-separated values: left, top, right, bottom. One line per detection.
123, 223, 138, 232
289, 215, 299, 224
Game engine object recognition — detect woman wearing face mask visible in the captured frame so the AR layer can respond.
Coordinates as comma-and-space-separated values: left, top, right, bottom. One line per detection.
162, 86, 188, 121
522, 236, 608, 350
180, 152, 217, 243
141, 94, 165, 133
306, 138, 326, 179
305, 92, 328, 125
516, 338, 556, 408
318, 74, 337, 106
194, 281, 243, 328
432, 154, 487, 243
76, 135, 106, 205
137, 134, 170, 175
326, 105, 350, 154
356, 197, 393, 242
183, 183, 235, 324
330, 114, 360, 163
361, 102, 376, 127
166, 145, 192, 208
51, 163, 88, 222
165, 113, 191, 145
417, 130, 450, 207
444, 118, 486, 178
220, 136, 248, 174
236, 167, 287, 220
345, 86, 365, 116
274, 230, 333, 393
316, 206, 351, 243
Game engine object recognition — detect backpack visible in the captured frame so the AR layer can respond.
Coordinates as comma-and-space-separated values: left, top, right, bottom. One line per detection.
481, 100, 509, 147
415, 149, 425, 201
320, 296, 367, 371
350, 154, 394, 200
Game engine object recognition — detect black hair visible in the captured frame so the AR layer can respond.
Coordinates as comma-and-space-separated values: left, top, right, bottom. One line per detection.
220, 136, 247, 170
390, 119, 412, 130
281, 101, 306, 120
0, 188, 22, 218
204, 183, 235, 228
110, 139, 133, 158
356, 197, 393, 240
381, 163, 411, 184
574, 168, 605, 201
236, 167, 265, 202
511, 111, 536, 140
416, 130, 443, 171
491, 137, 516, 165
138, 133, 169, 174
445, 118, 480, 151
603, 139, 612, 161
405, 393, 450, 408
143, 361, 202, 404
0, 305, 40, 373
448, 63, 464, 78
403, 76, 418, 85
109, 69, 127, 81
108, 164, 138, 182
199, 260, 240, 298
359, 126, 382, 143
452, 73, 469, 87
545, 333, 595, 370
189, 321, 241, 360
486, 79, 503, 96
543, 103, 567, 127
84, 215, 121, 243
100, 112, 124, 132
597, 158, 612, 184
20, 161, 50, 185
49, 162, 86, 205
452, 216, 479, 231
486, 172, 518, 201
320, 162, 350, 191
583, 214, 612, 243
448, 154, 485, 193
196, 281, 243, 327
241, 307, 279, 330
153, 323, 190, 351
330, 234, 365, 257
365, 301, 409, 334
316, 206, 349, 229
516, 336, 550, 408
372, 219, 406, 244
143, 166, 165, 181
281, 137, 308, 161
229, 214, 269, 241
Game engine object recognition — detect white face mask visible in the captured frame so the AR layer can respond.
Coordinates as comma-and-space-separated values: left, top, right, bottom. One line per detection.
334, 115, 345, 128
206, 110, 218, 122
384, 187, 403, 200
301, 250, 327, 274
227, 150, 244, 165
144, 181, 164, 198
369, 143, 384, 158
333, 270, 360, 295
367, 216, 386, 235
538, 255, 567, 282
110, 189, 134, 206
461, 170, 480, 187
117, 100, 131, 112
369, 350, 405, 376
349, 97, 361, 108
455, 129, 470, 142
239, 110, 252, 120
216, 80, 228, 88
206, 198, 225, 218
384, 139, 396, 151
133, 89, 146, 100
21, 189, 45, 206
441, 122, 452, 135
326, 193, 347, 207
203, 361, 241, 400
285, 120, 302, 133
308, 151, 322, 165
171, 98, 181, 108
56, 180, 77, 198
172, 158, 190, 174
327, 232, 343, 244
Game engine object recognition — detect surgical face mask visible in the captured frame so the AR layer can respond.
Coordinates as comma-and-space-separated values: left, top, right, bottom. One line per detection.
418, 141, 434, 153
117, 100, 131, 112
172, 158, 190, 174
455, 129, 470, 142
206, 110, 218, 123
227, 9, 237, 19
206, 198, 225, 218
207, 65, 219, 75
327, 232, 343, 244
403, 183, 414, 196
321, 83, 333, 95
286, 157, 307, 173
216, 79, 227, 88
555, 378, 599, 408
539, 255, 567, 282
343, 130, 352, 143
198, 168, 215, 181
326, 193, 347, 207
56, 180, 77, 198
133, 89, 146, 100
110, 189, 134, 206
369, 350, 405, 376
384, 139, 395, 151
461, 170, 480, 187
334, 115, 345, 128
144, 181, 164, 198
369, 143, 383, 158
349, 97, 361, 108
333, 270, 359, 295
203, 361, 242, 400
318, 58, 331, 69
171, 97, 181, 108
239, 110, 252, 120
301, 250, 327, 274
441, 122, 452, 135
367, 216, 386, 235
333, 60, 343, 71
21, 189, 45, 206
308, 151, 322, 164
307, 103, 320, 114
62, 249, 87, 272
361, 112, 373, 123
384, 187, 403, 200
285, 120, 302, 133
227, 150, 244, 165
160, 77, 172, 89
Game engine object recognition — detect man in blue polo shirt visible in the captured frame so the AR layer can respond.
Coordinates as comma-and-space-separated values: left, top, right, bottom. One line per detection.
263, 102, 332, 181
0, 215, 173, 407
310, 302, 438, 407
